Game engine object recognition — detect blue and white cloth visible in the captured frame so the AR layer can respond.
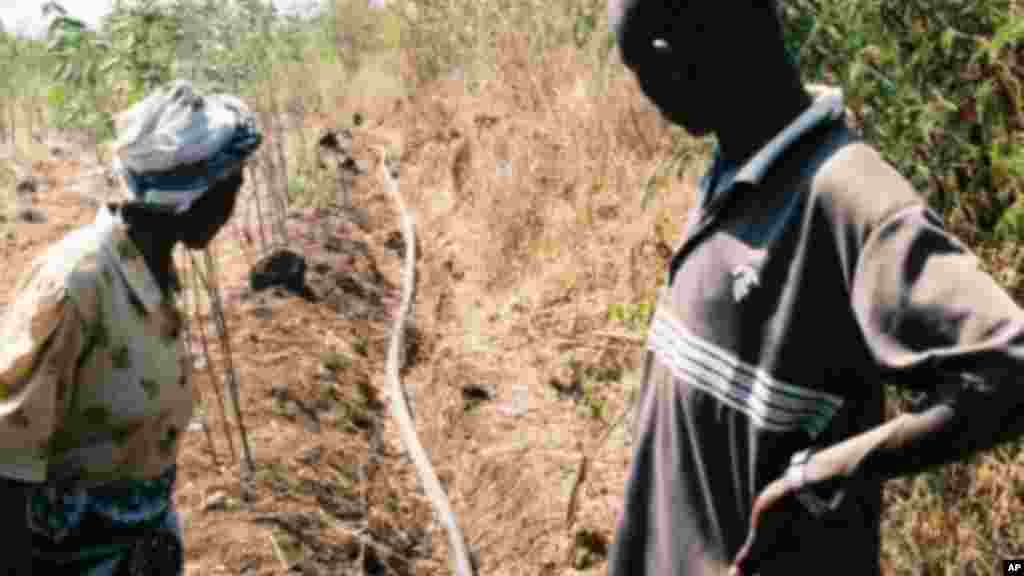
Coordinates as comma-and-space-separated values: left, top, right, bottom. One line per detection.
26, 466, 182, 575
112, 80, 263, 213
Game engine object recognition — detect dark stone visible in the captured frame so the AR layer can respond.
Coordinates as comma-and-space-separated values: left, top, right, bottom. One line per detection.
362, 545, 386, 576
250, 249, 308, 295
384, 231, 404, 254
318, 128, 353, 154
462, 383, 494, 402
462, 383, 495, 413
340, 155, 361, 175
15, 178, 37, 197
16, 207, 46, 224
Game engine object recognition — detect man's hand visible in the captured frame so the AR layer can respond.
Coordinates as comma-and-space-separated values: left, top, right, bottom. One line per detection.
728, 474, 798, 576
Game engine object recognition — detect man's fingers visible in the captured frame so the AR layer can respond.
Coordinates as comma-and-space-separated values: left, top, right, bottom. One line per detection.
729, 501, 765, 574
732, 480, 794, 575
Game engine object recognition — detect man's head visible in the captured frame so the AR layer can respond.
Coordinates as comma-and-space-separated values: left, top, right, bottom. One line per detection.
609, 0, 798, 136
112, 80, 262, 250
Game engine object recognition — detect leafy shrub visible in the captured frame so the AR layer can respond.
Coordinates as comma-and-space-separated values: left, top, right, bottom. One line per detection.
782, 1, 1024, 253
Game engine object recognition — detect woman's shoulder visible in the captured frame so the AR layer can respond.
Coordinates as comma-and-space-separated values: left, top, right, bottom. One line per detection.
13, 216, 112, 325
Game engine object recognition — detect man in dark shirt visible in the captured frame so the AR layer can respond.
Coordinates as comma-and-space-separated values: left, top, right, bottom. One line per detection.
606, 1, 1024, 574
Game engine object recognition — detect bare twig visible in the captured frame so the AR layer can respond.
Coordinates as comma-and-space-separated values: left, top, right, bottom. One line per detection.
565, 449, 589, 532
267, 530, 293, 572
247, 163, 270, 256
565, 401, 634, 564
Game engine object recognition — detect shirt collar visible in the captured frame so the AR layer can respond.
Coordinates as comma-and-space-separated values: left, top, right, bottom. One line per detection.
710, 86, 846, 189
94, 204, 168, 314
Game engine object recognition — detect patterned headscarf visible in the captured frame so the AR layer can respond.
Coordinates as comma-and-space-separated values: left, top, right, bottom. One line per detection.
112, 80, 262, 214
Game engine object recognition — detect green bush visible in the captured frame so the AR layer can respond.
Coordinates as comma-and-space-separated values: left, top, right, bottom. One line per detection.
782, 1, 1024, 252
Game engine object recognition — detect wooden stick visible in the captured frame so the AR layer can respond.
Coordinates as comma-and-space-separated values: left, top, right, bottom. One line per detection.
202, 247, 256, 477
186, 251, 237, 463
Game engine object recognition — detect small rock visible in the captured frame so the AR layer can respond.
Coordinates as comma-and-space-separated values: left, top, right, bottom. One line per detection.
249, 304, 273, 319
16, 207, 46, 224
250, 249, 307, 295
572, 528, 609, 570
384, 231, 404, 254
340, 155, 363, 175
296, 445, 323, 466
363, 545, 386, 576
317, 128, 353, 155
462, 383, 495, 412
497, 384, 530, 417
15, 178, 37, 197
270, 383, 289, 399
301, 417, 321, 434
204, 491, 230, 511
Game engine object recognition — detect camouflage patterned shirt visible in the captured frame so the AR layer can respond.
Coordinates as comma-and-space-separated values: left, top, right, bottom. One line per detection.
0, 204, 194, 487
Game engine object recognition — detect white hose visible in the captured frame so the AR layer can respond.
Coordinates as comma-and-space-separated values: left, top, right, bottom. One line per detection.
377, 149, 475, 576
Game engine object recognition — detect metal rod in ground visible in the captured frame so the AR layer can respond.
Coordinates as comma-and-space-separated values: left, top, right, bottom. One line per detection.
377, 148, 475, 576
174, 256, 221, 468
248, 163, 270, 256
202, 247, 256, 477
268, 111, 291, 248
186, 250, 238, 463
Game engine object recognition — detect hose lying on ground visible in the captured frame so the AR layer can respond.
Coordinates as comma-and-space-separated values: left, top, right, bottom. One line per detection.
376, 149, 476, 576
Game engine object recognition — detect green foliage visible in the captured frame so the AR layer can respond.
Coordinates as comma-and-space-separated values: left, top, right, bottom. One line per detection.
572, 1, 601, 49
607, 301, 653, 332
44, 4, 116, 137
782, 2, 1024, 251
37, 0, 334, 140
105, 0, 183, 101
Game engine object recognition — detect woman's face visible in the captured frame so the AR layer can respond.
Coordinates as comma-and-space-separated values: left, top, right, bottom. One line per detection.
179, 170, 244, 250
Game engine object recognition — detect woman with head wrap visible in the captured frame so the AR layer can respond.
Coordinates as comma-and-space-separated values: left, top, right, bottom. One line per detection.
0, 80, 261, 575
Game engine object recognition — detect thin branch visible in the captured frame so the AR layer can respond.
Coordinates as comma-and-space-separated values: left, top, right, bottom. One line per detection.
202, 246, 256, 477
186, 250, 238, 463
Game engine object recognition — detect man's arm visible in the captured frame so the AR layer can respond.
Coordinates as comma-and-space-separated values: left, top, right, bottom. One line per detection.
808, 202, 1024, 490
731, 184, 1024, 575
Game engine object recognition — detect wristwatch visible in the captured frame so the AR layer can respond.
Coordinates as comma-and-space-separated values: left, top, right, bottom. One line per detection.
786, 447, 832, 517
